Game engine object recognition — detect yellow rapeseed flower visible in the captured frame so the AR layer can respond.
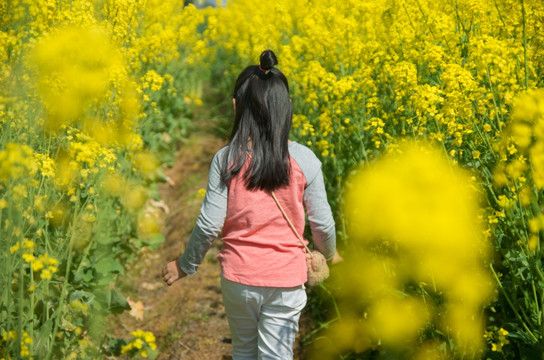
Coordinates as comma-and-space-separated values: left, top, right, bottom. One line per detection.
22, 253, 35, 263
141, 70, 165, 92
197, 188, 206, 198
138, 209, 162, 238
122, 185, 148, 212
121, 329, 156, 356
0, 143, 37, 183
9, 242, 20, 254
143, 331, 156, 346
328, 141, 493, 356
30, 25, 124, 128
134, 151, 160, 180
34, 153, 56, 178
121, 343, 133, 354
30, 258, 44, 272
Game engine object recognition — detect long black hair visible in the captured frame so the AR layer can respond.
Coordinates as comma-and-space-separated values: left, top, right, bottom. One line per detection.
221, 49, 292, 192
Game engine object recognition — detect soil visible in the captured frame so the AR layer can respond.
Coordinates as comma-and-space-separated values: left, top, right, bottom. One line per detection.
111, 131, 311, 359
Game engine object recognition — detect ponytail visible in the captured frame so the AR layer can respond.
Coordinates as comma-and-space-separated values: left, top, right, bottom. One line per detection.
222, 50, 292, 192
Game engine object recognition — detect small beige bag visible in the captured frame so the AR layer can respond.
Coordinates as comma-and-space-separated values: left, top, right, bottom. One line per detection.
271, 191, 329, 286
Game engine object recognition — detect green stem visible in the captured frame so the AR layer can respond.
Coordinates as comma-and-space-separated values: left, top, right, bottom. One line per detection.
520, 0, 529, 89
2, 206, 12, 356
492, 0, 507, 29
513, 217, 544, 322
453, 0, 467, 34
541, 285, 544, 343
431, 117, 450, 157
414, 0, 453, 54
5, 0, 10, 31
44, 240, 74, 360
43, 205, 79, 360
110, 7, 120, 39
485, 66, 504, 130
17, 244, 24, 358
125, 0, 139, 45
531, 279, 539, 325
503, 249, 539, 328
339, 207, 348, 249
512, 180, 530, 241
401, 2, 417, 32
490, 263, 538, 342
29, 266, 34, 356
471, 117, 497, 162
532, 259, 544, 283
301, 316, 340, 344
353, 112, 368, 163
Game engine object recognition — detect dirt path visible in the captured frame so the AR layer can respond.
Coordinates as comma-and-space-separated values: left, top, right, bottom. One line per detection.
113, 132, 231, 359
113, 130, 311, 359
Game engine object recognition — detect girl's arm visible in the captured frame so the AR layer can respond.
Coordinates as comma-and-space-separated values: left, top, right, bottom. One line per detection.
162, 149, 228, 285
303, 167, 337, 261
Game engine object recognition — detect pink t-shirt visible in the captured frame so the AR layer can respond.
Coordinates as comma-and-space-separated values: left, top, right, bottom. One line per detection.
217, 157, 309, 287
178, 141, 335, 287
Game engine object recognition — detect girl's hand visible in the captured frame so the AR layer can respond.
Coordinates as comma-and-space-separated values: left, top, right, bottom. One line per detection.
328, 251, 344, 265
162, 260, 187, 286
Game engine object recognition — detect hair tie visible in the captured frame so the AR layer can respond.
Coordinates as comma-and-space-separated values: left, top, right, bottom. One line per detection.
259, 65, 271, 75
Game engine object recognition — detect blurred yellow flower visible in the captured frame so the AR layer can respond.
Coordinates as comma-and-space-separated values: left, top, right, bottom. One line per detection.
121, 329, 157, 356
196, 188, 206, 198
328, 141, 493, 357
486, 327, 510, 352
498, 89, 544, 189
30, 25, 124, 128
497, 195, 515, 210
101, 173, 127, 197
366, 296, 429, 346
122, 185, 148, 212
55, 154, 80, 189
34, 153, 56, 178
10, 242, 20, 254
138, 208, 162, 238
0, 143, 37, 183
134, 151, 160, 180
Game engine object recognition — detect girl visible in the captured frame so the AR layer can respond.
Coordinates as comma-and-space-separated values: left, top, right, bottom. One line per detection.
162, 50, 339, 360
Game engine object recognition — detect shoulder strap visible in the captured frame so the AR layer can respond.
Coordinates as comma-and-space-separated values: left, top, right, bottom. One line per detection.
270, 191, 312, 255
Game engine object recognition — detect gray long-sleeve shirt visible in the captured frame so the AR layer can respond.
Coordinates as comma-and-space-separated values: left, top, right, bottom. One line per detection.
178, 140, 336, 276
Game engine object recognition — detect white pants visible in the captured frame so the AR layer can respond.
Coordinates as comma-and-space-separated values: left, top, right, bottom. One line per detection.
220, 275, 307, 360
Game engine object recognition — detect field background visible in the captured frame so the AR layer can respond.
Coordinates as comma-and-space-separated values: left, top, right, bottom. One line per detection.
1, 0, 544, 359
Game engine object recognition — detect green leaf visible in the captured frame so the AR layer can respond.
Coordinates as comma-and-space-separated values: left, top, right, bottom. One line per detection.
106, 338, 127, 356
96, 235, 119, 245
70, 290, 93, 301
61, 318, 76, 331
34, 319, 53, 354
107, 289, 130, 314
143, 233, 165, 249
94, 257, 124, 286
95, 257, 124, 275
74, 267, 94, 283
148, 348, 159, 359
